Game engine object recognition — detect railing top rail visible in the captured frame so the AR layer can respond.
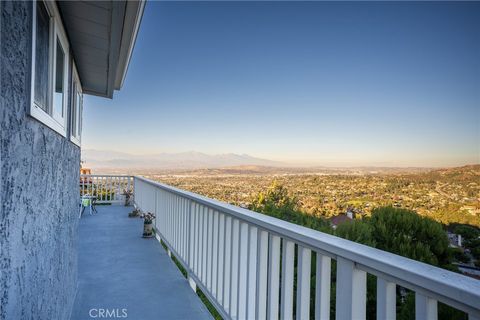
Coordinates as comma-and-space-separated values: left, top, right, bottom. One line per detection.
80, 174, 133, 177
134, 175, 480, 315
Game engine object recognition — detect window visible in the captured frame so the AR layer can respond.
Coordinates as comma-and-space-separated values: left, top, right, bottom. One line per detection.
33, 1, 49, 112
70, 65, 83, 146
30, 1, 69, 136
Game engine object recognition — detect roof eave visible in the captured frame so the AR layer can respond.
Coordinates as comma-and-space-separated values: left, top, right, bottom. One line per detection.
113, 0, 146, 93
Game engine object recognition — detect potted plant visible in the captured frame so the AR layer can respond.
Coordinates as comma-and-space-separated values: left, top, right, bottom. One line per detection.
128, 208, 140, 218
122, 188, 133, 206
141, 212, 156, 238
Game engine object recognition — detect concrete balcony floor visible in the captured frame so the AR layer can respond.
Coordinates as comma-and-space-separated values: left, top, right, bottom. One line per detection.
71, 205, 212, 320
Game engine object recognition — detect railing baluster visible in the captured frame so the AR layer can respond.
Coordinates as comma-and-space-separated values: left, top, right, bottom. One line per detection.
185, 199, 189, 260
198, 205, 205, 283
171, 195, 175, 249
107, 176, 111, 201
126, 176, 131, 198
202, 206, 208, 285
179, 198, 183, 258
206, 208, 211, 289
102, 177, 106, 202
171, 194, 175, 248
160, 190, 164, 238
116, 176, 119, 202
193, 203, 200, 278
247, 225, 258, 320
297, 246, 311, 320
197, 204, 202, 276
268, 234, 281, 320
238, 222, 249, 319
217, 213, 225, 303
176, 196, 180, 252
169, 194, 173, 244
176, 196, 180, 251
197, 204, 202, 277
183, 198, 188, 260
336, 257, 366, 320
230, 218, 240, 319
165, 193, 169, 242
415, 293, 437, 320
189, 201, 195, 269
178, 197, 182, 257
90, 175, 93, 197
113, 176, 116, 202
111, 176, 115, 202
181, 198, 185, 257
315, 254, 331, 320
256, 230, 269, 320
162, 191, 165, 238
207, 209, 213, 292
281, 240, 295, 320
212, 211, 219, 298
377, 278, 396, 320
223, 216, 233, 313
174, 195, 177, 248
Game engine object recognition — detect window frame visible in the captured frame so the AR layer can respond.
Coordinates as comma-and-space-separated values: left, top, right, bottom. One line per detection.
70, 63, 83, 146
30, 0, 69, 137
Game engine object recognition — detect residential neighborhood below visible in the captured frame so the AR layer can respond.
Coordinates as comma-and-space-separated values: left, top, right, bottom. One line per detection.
83, 163, 480, 280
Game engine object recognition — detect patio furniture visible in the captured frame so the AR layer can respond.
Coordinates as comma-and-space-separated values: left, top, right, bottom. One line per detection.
79, 195, 97, 218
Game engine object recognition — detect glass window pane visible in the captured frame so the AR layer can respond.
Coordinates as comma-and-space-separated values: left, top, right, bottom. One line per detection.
71, 83, 77, 136
76, 92, 82, 137
54, 39, 65, 119
34, 2, 50, 112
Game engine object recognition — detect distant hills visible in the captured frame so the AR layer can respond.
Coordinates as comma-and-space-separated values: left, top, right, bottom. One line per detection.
81, 149, 283, 170
82, 149, 478, 175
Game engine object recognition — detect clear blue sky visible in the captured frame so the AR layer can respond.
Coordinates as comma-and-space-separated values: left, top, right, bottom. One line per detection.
83, 1, 480, 167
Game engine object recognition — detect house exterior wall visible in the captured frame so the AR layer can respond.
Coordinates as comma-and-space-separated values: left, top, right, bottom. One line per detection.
1, 1, 80, 319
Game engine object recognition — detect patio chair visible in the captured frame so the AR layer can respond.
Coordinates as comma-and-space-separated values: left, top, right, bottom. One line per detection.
79, 195, 97, 218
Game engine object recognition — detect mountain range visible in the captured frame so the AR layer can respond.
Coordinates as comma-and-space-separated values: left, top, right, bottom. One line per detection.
81, 149, 282, 170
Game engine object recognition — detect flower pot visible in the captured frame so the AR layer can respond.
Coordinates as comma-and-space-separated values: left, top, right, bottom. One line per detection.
143, 220, 154, 238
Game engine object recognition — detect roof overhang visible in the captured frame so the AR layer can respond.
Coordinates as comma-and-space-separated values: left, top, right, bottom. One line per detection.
57, 0, 145, 98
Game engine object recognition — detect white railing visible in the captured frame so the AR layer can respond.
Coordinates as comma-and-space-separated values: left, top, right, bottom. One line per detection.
80, 175, 133, 204
134, 176, 480, 320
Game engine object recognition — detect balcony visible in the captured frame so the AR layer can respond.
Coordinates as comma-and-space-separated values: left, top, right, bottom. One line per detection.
71, 205, 211, 320
77, 175, 480, 320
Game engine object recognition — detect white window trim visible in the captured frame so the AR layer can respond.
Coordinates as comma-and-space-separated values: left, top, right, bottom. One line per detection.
30, 0, 69, 137
70, 63, 83, 146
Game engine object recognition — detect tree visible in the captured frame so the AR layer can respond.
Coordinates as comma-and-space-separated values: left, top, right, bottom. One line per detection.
250, 181, 330, 233
368, 207, 451, 268
250, 184, 465, 320
335, 219, 376, 247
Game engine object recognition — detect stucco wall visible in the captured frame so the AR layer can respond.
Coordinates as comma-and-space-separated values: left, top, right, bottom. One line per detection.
1, 2, 80, 319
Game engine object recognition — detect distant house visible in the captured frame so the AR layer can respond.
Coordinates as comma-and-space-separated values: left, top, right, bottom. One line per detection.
456, 264, 480, 280
80, 167, 92, 184
447, 232, 463, 248
80, 168, 91, 175
329, 213, 353, 229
